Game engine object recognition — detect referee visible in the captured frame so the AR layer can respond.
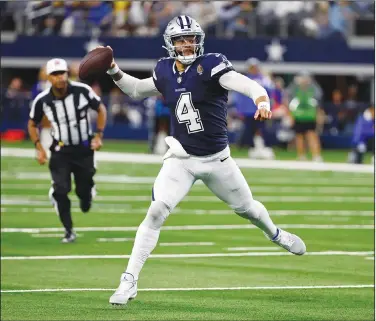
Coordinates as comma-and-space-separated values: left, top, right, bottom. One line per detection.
28, 58, 107, 243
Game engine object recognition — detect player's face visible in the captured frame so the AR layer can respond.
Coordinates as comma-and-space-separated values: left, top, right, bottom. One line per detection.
48, 71, 68, 89
173, 35, 196, 56
249, 65, 259, 75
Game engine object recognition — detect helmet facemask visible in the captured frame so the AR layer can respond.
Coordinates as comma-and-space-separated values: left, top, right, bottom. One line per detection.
163, 33, 205, 65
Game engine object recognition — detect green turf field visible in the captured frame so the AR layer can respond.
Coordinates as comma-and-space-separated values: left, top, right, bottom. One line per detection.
2, 139, 374, 163
1, 149, 374, 320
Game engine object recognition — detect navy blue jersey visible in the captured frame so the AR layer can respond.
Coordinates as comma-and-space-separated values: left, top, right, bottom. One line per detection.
153, 53, 234, 156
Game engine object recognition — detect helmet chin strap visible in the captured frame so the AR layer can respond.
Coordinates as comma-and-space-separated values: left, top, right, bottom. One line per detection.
177, 54, 196, 65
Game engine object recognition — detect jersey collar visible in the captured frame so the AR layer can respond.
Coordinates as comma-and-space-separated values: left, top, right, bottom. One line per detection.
172, 61, 192, 75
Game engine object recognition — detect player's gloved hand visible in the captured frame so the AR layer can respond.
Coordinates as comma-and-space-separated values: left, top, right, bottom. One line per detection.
91, 134, 103, 151
36, 147, 47, 165
254, 107, 272, 121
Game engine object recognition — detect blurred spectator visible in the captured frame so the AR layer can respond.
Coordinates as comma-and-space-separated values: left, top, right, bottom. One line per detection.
112, 1, 130, 36
309, 1, 335, 38
232, 58, 275, 159
69, 61, 80, 81
86, 0, 113, 35
151, 96, 170, 155
225, 1, 255, 38
60, 3, 92, 37
122, 1, 157, 36
324, 89, 346, 135
4, 0, 374, 39
31, 66, 50, 99
286, 71, 323, 103
3, 78, 30, 123
328, 0, 358, 38
344, 84, 359, 110
61, 1, 112, 37
271, 77, 295, 149
181, 1, 220, 32
287, 72, 323, 161
148, 2, 182, 35
348, 105, 375, 164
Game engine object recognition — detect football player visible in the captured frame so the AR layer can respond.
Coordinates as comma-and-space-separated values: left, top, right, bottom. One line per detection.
104, 15, 306, 306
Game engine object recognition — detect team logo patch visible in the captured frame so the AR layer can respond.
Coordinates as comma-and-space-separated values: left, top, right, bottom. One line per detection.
197, 64, 203, 75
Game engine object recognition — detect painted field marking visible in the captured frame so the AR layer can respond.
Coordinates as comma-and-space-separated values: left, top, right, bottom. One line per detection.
1, 172, 372, 185
1, 251, 374, 261
2, 147, 373, 173
2, 207, 374, 217
1, 284, 373, 294
31, 233, 82, 238
159, 242, 215, 247
1, 183, 372, 195
97, 238, 134, 242
1, 224, 374, 234
2, 195, 374, 204
225, 247, 281, 251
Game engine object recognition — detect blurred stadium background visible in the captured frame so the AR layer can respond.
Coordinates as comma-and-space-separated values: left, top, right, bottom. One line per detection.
1, 0, 375, 161
1, 1, 375, 320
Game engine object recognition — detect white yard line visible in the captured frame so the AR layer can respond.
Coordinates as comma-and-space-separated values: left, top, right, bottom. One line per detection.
1, 172, 372, 185
159, 242, 215, 247
97, 238, 134, 242
225, 247, 281, 251
365, 257, 375, 260
1, 183, 372, 195
1, 251, 374, 261
2, 147, 373, 173
31, 233, 82, 238
1, 224, 374, 234
1, 284, 373, 294
2, 195, 374, 204
2, 207, 374, 217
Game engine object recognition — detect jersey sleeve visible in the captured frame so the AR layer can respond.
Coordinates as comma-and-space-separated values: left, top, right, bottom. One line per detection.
152, 59, 165, 94
29, 97, 44, 124
85, 86, 101, 111
207, 53, 234, 81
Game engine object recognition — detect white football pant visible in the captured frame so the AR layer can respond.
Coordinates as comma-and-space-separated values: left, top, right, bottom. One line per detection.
153, 145, 254, 214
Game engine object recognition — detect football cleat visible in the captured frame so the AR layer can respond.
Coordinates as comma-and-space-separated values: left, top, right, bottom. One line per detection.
109, 272, 137, 306
265, 228, 306, 255
61, 231, 76, 244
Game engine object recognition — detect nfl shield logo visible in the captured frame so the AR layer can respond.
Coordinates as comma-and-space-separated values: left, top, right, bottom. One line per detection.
177, 77, 182, 83
197, 64, 203, 75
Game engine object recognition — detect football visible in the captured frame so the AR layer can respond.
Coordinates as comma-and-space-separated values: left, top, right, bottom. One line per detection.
78, 47, 113, 80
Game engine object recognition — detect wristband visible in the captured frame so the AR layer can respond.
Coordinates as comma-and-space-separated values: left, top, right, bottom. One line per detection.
106, 64, 120, 75
257, 102, 270, 111
34, 139, 40, 147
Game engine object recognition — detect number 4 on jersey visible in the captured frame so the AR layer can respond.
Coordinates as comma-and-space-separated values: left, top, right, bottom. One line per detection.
175, 92, 204, 133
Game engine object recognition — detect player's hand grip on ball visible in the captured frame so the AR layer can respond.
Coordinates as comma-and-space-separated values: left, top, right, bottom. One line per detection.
95, 45, 116, 69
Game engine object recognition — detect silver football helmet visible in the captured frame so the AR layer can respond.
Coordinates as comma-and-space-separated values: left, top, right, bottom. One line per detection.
163, 15, 205, 65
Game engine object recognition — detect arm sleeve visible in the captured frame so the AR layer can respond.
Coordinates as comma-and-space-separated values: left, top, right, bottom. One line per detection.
113, 73, 160, 100
219, 70, 270, 109
29, 98, 44, 124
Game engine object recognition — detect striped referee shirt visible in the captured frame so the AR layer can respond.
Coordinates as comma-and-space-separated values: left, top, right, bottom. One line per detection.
29, 81, 101, 146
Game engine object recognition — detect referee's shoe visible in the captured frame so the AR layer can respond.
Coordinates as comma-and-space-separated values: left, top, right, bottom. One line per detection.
61, 230, 76, 243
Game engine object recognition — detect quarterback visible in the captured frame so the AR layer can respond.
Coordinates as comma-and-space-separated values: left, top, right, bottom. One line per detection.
105, 15, 306, 305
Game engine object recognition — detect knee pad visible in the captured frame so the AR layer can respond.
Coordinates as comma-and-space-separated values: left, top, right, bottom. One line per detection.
142, 200, 170, 230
